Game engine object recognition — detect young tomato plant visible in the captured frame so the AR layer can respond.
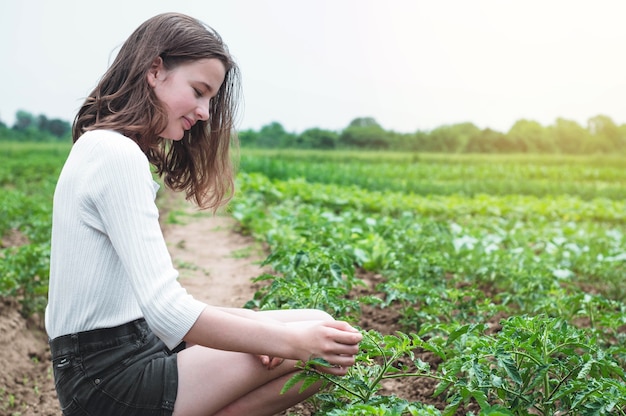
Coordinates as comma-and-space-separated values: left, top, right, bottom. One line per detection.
437, 315, 626, 415
246, 250, 365, 319
282, 330, 447, 415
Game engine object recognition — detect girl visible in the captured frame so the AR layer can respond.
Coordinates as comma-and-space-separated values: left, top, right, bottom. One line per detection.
46, 12, 362, 416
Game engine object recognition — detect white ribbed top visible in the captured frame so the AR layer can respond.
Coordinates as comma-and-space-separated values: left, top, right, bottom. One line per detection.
45, 130, 206, 349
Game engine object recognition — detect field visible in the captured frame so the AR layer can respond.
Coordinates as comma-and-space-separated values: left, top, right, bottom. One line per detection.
1, 142, 625, 415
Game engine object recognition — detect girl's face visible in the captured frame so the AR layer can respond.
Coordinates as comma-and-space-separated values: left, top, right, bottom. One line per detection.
148, 58, 226, 140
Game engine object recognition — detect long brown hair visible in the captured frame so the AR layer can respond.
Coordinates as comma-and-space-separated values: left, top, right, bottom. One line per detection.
73, 12, 241, 211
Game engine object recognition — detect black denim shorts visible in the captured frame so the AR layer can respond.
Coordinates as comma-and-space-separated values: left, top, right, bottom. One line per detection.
49, 319, 184, 416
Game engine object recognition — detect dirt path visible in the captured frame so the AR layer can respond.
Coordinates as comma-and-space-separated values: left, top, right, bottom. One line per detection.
164, 208, 266, 308
1, 197, 268, 415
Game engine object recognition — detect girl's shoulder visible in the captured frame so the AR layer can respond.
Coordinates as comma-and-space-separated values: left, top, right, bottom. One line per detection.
73, 130, 147, 163
76, 129, 141, 153
65, 130, 150, 180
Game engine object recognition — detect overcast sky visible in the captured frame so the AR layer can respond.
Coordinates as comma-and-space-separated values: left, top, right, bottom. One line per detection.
2, 0, 626, 134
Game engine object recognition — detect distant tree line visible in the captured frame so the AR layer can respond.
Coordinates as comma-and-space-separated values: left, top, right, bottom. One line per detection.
0, 110, 71, 141
3, 110, 625, 154
240, 115, 626, 154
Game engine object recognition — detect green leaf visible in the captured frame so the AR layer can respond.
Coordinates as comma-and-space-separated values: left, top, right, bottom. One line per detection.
446, 324, 470, 346
330, 263, 343, 280
294, 250, 308, 269
471, 389, 489, 408
280, 371, 311, 394
479, 405, 515, 416
577, 358, 595, 380
433, 380, 452, 397
496, 355, 522, 385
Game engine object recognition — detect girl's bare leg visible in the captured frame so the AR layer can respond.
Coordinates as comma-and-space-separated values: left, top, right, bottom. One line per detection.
213, 372, 323, 416
173, 309, 333, 416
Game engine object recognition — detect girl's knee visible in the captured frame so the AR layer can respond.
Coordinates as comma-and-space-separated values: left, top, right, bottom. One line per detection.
305, 309, 333, 321
259, 308, 334, 323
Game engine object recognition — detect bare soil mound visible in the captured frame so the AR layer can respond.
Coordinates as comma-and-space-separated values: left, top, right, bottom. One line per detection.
0, 300, 58, 415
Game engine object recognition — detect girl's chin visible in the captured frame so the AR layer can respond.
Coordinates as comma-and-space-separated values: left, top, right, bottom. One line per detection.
160, 130, 185, 141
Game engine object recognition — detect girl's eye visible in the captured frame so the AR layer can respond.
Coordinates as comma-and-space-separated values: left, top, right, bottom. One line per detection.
193, 88, 203, 98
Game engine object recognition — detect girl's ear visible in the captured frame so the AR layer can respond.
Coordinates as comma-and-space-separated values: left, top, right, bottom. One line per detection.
147, 56, 164, 88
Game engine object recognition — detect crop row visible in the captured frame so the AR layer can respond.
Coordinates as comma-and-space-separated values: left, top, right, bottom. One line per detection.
229, 162, 626, 414
0, 143, 68, 317
1, 143, 625, 414
240, 150, 626, 200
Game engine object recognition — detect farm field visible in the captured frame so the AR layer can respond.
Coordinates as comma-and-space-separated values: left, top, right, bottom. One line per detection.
1, 142, 626, 415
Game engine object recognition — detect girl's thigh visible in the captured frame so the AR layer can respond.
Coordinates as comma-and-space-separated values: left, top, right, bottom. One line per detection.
173, 311, 334, 415
174, 344, 299, 415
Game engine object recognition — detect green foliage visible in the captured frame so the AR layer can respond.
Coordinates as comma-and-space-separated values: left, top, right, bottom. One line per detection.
4, 109, 626, 152
298, 128, 339, 149
240, 149, 626, 200
239, 121, 298, 148
239, 115, 626, 154
282, 316, 626, 414
0, 244, 50, 317
425, 122, 481, 153
0, 141, 69, 317
232, 149, 626, 414
435, 315, 626, 415
246, 250, 364, 318
588, 115, 626, 151
0, 110, 626, 155
2, 110, 71, 141
339, 121, 390, 149
282, 331, 442, 415
507, 119, 555, 153
548, 118, 591, 154
3, 140, 626, 414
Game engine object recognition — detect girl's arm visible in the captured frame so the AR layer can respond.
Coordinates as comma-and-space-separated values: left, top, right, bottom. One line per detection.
183, 305, 362, 375
213, 307, 338, 369
214, 306, 279, 321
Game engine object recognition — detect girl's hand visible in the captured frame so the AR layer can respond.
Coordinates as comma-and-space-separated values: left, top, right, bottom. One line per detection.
297, 320, 363, 376
257, 354, 284, 370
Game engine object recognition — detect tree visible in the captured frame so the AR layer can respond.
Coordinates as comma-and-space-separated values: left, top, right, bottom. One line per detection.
237, 129, 259, 146
347, 117, 382, 129
13, 110, 36, 131
45, 118, 71, 138
587, 114, 624, 152
466, 128, 506, 153
339, 117, 389, 149
297, 128, 338, 149
255, 122, 296, 147
547, 118, 589, 154
619, 124, 626, 152
427, 122, 481, 153
507, 119, 555, 153
37, 114, 49, 131
386, 131, 422, 151
7, 110, 71, 140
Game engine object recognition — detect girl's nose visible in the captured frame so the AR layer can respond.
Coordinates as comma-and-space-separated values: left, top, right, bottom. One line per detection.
196, 105, 209, 121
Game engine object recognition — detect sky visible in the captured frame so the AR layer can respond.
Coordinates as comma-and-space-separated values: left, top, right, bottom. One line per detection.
1, 0, 626, 134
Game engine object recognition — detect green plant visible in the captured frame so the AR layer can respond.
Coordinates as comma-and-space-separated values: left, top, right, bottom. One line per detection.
435, 315, 626, 415
231, 155, 626, 413
0, 243, 50, 317
282, 330, 441, 415
246, 250, 364, 318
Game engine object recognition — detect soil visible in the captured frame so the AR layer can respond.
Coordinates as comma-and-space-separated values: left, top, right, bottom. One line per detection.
0, 194, 455, 415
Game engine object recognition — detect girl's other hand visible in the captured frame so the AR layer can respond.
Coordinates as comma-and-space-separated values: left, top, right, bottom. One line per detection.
257, 354, 284, 370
